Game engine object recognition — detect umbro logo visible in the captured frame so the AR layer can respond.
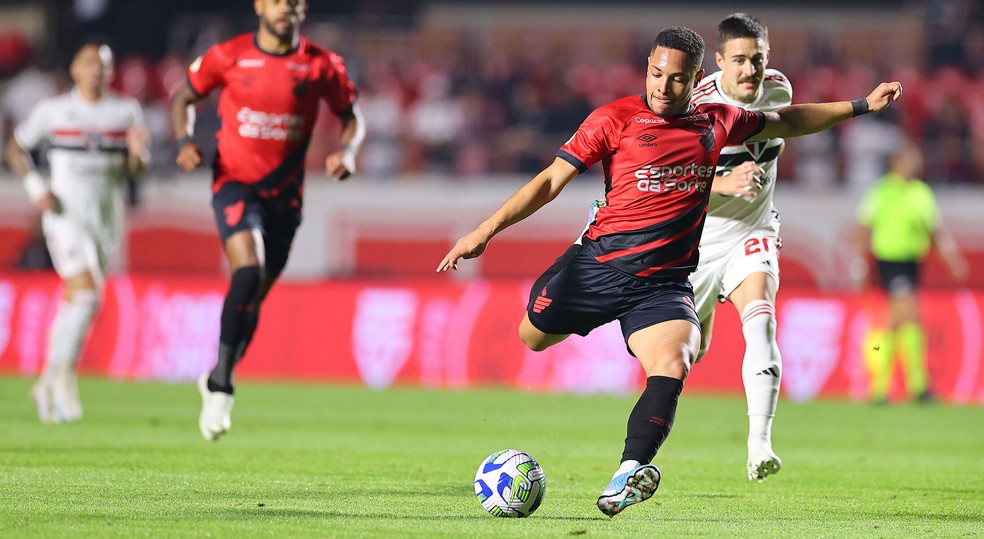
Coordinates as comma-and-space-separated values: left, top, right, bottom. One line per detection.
637, 133, 657, 142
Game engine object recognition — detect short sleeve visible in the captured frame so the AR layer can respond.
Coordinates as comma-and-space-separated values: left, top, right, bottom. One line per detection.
186, 46, 226, 98
322, 52, 358, 114
766, 69, 793, 109
556, 107, 619, 173
722, 106, 765, 146
13, 100, 51, 150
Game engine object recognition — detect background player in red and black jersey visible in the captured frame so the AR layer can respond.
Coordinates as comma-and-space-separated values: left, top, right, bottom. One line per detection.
170, 0, 365, 442
438, 26, 901, 517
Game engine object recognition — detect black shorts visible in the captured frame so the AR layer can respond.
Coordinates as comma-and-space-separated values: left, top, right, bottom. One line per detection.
526, 244, 699, 345
876, 260, 920, 294
211, 180, 302, 280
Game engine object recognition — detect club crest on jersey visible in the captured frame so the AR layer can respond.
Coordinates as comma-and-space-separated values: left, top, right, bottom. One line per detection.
744, 140, 768, 161
683, 114, 715, 152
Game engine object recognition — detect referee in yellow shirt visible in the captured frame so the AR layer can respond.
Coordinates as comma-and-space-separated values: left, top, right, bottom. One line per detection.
855, 142, 968, 403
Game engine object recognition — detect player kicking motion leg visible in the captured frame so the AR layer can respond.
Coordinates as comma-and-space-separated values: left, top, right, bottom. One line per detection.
171, 0, 365, 441
439, 26, 901, 517
689, 13, 789, 482
4, 43, 149, 423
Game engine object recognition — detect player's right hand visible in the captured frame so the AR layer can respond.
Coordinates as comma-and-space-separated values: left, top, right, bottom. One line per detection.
437, 231, 491, 272
176, 142, 203, 172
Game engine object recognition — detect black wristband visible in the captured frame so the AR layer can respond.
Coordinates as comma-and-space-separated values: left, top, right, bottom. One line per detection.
177, 135, 194, 147
851, 98, 869, 117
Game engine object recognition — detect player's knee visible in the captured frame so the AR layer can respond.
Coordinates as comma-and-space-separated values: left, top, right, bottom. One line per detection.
518, 319, 562, 351
519, 329, 552, 352
695, 331, 712, 363
68, 289, 101, 315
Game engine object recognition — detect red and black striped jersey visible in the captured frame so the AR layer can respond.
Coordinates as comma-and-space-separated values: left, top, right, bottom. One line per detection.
187, 33, 357, 194
557, 95, 764, 280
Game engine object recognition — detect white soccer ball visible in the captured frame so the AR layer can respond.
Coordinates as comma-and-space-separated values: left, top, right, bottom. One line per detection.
474, 449, 546, 517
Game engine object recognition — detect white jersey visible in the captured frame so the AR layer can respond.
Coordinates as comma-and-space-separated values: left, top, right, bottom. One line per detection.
14, 88, 145, 279
691, 69, 792, 244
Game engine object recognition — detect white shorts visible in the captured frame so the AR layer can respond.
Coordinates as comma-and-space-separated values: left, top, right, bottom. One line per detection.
691, 228, 781, 323
42, 212, 115, 285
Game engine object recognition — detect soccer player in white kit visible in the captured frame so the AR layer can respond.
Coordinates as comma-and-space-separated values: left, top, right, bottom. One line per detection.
3, 43, 149, 423
689, 14, 790, 481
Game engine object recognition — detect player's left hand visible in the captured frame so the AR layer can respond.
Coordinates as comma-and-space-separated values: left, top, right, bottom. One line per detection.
126, 126, 151, 173
865, 81, 903, 113
713, 161, 763, 198
325, 150, 352, 180
126, 126, 150, 156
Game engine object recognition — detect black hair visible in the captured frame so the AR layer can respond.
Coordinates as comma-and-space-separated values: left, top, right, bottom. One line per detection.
651, 26, 705, 72
717, 13, 768, 52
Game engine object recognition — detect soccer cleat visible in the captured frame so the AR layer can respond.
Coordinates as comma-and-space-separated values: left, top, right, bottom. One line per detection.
50, 373, 83, 423
596, 464, 661, 518
747, 451, 782, 482
198, 374, 234, 441
31, 381, 55, 423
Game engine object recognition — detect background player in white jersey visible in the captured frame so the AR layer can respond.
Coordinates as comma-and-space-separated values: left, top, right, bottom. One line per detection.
689, 13, 790, 481
3, 43, 149, 423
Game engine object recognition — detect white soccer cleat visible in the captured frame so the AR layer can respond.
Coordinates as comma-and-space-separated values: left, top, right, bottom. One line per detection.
31, 381, 55, 423
50, 373, 83, 423
198, 373, 234, 441
747, 450, 782, 482
596, 464, 661, 518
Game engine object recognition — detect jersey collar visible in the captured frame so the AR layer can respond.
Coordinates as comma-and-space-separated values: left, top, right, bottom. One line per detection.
252, 33, 301, 57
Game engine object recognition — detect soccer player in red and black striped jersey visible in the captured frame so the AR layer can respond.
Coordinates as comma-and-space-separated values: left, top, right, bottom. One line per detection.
170, 0, 365, 442
439, 26, 901, 517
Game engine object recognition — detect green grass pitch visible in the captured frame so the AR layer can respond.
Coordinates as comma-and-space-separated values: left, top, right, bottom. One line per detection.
1, 376, 981, 537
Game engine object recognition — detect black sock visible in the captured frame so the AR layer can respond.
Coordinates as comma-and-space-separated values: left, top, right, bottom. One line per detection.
208, 267, 261, 394
621, 375, 684, 464
232, 308, 261, 365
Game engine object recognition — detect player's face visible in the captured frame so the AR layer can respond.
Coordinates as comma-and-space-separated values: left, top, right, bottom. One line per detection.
255, 0, 307, 41
715, 37, 768, 104
645, 47, 704, 117
70, 45, 113, 96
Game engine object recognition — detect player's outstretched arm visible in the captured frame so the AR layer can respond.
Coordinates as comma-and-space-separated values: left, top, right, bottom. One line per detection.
3, 136, 58, 213
754, 81, 902, 141
437, 157, 579, 271
170, 81, 204, 172
325, 103, 366, 180
126, 125, 151, 177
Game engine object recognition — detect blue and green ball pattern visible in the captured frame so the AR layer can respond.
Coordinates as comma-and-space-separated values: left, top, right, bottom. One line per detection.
474, 449, 546, 517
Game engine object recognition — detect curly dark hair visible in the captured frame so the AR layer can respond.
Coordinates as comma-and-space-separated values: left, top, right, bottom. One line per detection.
651, 26, 705, 72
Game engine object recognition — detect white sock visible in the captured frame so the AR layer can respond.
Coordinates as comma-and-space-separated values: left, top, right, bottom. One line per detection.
615, 459, 641, 477
740, 300, 781, 452
41, 290, 100, 384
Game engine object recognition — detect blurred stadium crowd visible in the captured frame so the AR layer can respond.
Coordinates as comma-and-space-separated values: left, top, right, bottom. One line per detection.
1, 0, 983, 189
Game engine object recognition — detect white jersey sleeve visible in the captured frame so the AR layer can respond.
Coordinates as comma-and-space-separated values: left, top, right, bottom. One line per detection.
692, 69, 792, 244
13, 100, 53, 150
